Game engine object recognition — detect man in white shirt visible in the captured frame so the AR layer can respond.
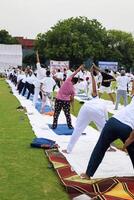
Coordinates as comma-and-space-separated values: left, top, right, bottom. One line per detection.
81, 96, 134, 179
22, 70, 35, 99
40, 70, 56, 113
33, 51, 46, 106
115, 70, 131, 110
54, 69, 63, 88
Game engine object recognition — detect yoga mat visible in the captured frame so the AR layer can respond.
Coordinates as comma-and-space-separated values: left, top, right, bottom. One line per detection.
45, 148, 134, 200
48, 124, 74, 135
35, 102, 52, 113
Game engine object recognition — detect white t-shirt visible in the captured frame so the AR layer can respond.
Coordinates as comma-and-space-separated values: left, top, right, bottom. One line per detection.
26, 74, 36, 84
17, 74, 25, 82
116, 75, 130, 91
33, 77, 41, 88
41, 76, 56, 93
66, 69, 73, 78
22, 74, 27, 83
84, 97, 108, 130
55, 72, 63, 80
114, 99, 134, 129
36, 62, 46, 80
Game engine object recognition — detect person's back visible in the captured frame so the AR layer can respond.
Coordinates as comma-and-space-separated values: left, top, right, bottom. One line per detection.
116, 75, 130, 91
114, 98, 134, 129
57, 76, 75, 101
41, 76, 56, 93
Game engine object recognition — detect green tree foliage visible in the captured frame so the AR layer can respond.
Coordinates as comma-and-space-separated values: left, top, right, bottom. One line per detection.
0, 29, 17, 44
35, 17, 134, 70
23, 53, 36, 67
104, 30, 134, 70
35, 17, 107, 66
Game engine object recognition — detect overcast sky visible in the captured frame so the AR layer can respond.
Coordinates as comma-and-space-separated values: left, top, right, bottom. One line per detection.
0, 0, 134, 39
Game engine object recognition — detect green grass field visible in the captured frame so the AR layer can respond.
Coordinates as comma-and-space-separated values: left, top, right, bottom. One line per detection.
0, 79, 69, 200
0, 79, 132, 199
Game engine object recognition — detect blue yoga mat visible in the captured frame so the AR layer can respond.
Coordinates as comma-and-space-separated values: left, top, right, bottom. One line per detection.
48, 124, 74, 135
35, 101, 52, 113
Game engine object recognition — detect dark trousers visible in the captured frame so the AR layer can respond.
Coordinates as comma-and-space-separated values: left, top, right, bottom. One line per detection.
52, 99, 72, 128
22, 82, 29, 96
18, 81, 25, 94
22, 82, 34, 99
27, 84, 34, 99
86, 117, 134, 177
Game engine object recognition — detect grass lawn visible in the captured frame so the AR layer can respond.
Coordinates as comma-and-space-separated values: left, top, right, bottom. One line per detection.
0, 79, 69, 200
0, 79, 132, 199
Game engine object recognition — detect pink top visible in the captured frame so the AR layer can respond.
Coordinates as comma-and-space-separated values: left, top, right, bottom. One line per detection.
57, 77, 75, 101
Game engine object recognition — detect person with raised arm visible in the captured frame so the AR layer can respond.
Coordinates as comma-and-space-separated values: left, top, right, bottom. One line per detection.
33, 51, 46, 106
51, 64, 84, 129
62, 66, 110, 154
92, 63, 115, 104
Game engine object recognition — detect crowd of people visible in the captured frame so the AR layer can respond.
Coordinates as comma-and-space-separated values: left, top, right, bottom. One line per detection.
6, 53, 134, 179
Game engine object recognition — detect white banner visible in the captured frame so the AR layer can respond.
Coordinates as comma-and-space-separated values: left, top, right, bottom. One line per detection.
0, 44, 22, 72
50, 60, 69, 70
98, 61, 118, 71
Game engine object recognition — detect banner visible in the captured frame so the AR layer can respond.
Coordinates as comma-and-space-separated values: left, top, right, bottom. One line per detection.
50, 60, 69, 71
98, 61, 118, 71
0, 44, 22, 72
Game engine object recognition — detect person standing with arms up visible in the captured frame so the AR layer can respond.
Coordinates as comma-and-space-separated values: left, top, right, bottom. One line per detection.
52, 64, 84, 129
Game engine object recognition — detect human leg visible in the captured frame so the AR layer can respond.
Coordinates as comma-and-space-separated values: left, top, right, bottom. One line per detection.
115, 90, 121, 110
40, 93, 47, 113
52, 99, 62, 128
33, 87, 40, 106
62, 100, 73, 128
86, 118, 118, 177
67, 105, 91, 153
122, 90, 128, 107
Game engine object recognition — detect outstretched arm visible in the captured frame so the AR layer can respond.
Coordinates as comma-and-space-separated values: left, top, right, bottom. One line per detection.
92, 63, 101, 72
71, 64, 84, 78
123, 130, 134, 150
90, 68, 97, 97
36, 51, 40, 63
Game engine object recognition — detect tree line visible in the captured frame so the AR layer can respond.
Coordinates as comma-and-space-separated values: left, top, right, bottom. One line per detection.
1, 17, 134, 71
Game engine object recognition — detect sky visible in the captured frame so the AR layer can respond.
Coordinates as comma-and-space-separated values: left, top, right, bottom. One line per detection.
0, 0, 134, 39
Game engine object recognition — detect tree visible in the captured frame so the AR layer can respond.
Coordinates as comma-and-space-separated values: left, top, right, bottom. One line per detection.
23, 53, 36, 67
0, 29, 17, 44
104, 30, 134, 71
35, 17, 107, 66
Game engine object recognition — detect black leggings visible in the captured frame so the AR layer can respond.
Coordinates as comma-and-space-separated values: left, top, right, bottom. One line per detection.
52, 99, 72, 128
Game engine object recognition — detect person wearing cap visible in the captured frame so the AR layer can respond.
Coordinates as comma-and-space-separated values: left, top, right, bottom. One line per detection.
115, 69, 131, 110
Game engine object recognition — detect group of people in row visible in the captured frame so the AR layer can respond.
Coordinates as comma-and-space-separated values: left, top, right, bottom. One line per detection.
7, 54, 134, 178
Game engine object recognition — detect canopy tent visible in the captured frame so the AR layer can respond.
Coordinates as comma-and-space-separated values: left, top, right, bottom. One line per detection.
0, 44, 22, 72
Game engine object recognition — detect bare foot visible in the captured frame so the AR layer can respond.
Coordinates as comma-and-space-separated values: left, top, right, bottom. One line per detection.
62, 149, 69, 154
80, 173, 91, 180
